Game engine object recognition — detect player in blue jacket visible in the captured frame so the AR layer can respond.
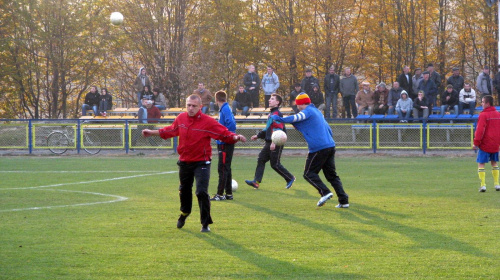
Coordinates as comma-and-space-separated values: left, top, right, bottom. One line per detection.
271, 93, 349, 208
210, 91, 237, 201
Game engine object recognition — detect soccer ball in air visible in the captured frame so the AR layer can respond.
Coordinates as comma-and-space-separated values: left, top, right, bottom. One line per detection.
232, 180, 238, 192
110, 12, 124, 26
271, 130, 287, 146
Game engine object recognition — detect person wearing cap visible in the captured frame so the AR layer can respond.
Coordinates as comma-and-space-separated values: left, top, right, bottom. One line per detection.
339, 67, 359, 118
387, 81, 403, 115
355, 81, 375, 115
459, 83, 477, 116
395, 90, 413, 122
243, 65, 261, 108
289, 83, 302, 113
412, 90, 430, 120
309, 83, 325, 112
300, 68, 320, 96
427, 63, 441, 93
412, 68, 424, 100
270, 93, 350, 209
417, 70, 438, 107
397, 65, 413, 98
447, 67, 464, 94
493, 65, 500, 105
477, 65, 493, 98
373, 82, 389, 115
324, 65, 340, 118
440, 85, 459, 116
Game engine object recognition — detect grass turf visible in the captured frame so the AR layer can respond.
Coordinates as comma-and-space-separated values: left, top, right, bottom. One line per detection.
0, 155, 499, 279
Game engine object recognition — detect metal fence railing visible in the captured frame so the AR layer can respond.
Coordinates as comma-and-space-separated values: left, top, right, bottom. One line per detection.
0, 118, 478, 154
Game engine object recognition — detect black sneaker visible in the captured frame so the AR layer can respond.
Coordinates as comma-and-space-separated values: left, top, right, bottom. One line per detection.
210, 194, 226, 201
225, 194, 233, 200
201, 226, 211, 232
177, 213, 188, 229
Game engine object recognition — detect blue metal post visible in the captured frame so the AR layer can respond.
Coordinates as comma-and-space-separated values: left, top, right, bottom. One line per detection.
422, 120, 427, 154
372, 120, 377, 153
28, 119, 33, 154
125, 120, 129, 153
76, 119, 81, 154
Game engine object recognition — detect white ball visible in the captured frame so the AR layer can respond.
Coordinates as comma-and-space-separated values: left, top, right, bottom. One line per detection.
271, 130, 287, 146
110, 12, 124, 26
232, 179, 238, 192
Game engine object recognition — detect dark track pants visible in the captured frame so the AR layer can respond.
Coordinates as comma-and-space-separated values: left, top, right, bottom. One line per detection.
303, 147, 349, 204
177, 161, 213, 226
253, 141, 294, 184
217, 143, 234, 196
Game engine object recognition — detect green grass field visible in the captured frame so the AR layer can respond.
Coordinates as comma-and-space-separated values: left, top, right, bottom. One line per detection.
1, 155, 499, 279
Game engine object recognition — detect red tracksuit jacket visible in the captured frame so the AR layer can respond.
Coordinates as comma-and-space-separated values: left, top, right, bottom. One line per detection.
159, 110, 237, 162
474, 106, 500, 153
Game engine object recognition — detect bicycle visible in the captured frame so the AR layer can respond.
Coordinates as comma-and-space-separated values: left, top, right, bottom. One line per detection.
47, 124, 102, 155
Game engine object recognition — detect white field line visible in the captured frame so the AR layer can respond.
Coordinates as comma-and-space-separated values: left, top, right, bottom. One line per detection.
0, 171, 158, 173
3, 171, 177, 190
0, 171, 178, 212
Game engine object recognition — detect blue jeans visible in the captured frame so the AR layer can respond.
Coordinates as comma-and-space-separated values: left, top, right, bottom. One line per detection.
325, 93, 337, 118
201, 102, 215, 114
138, 107, 148, 123
440, 105, 458, 116
232, 101, 249, 116
155, 105, 166, 110
396, 108, 411, 120
82, 104, 98, 116
387, 105, 396, 115
136, 92, 142, 106
459, 101, 476, 115
343, 95, 357, 118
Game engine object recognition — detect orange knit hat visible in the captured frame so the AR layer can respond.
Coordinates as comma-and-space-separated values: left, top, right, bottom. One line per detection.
295, 93, 311, 105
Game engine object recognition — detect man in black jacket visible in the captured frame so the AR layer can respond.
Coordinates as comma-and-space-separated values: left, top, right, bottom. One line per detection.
82, 86, 100, 116
397, 65, 413, 99
243, 65, 260, 108
232, 85, 251, 116
447, 67, 465, 94
301, 69, 319, 96
493, 65, 500, 105
324, 66, 340, 118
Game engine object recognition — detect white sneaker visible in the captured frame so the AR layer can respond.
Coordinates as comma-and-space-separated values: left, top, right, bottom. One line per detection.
495, 185, 500, 191
317, 193, 333, 207
479, 186, 486, 192
335, 204, 350, 208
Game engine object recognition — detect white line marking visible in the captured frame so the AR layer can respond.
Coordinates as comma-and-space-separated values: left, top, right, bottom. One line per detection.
0, 171, 161, 173
2, 171, 177, 190
0, 171, 178, 212
0, 190, 128, 212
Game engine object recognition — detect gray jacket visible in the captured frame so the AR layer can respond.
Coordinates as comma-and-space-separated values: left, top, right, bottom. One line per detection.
412, 74, 424, 96
340, 75, 359, 97
476, 72, 493, 95
261, 72, 280, 95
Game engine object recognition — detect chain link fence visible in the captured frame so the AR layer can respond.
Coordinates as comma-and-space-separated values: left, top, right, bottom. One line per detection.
0, 119, 478, 154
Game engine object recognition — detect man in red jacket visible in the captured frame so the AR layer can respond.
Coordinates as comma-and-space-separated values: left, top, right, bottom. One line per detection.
142, 95, 247, 232
473, 95, 500, 192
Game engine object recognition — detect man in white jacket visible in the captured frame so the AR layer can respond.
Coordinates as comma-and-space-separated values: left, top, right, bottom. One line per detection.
261, 65, 280, 109
459, 83, 477, 115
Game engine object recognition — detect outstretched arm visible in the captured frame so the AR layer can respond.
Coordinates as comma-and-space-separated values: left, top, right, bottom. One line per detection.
271, 110, 309, 124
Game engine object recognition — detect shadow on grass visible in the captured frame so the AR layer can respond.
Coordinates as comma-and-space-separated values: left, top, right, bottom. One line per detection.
189, 230, 363, 279
233, 200, 360, 243
337, 203, 490, 258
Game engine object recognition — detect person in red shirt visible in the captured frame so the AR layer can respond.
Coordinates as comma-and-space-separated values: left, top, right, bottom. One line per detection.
473, 95, 500, 192
142, 95, 247, 232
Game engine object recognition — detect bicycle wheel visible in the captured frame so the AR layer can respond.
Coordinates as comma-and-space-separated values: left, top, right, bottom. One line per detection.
83, 131, 102, 155
47, 132, 69, 154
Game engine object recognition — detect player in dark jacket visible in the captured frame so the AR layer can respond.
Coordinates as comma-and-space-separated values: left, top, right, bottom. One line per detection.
245, 94, 295, 190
